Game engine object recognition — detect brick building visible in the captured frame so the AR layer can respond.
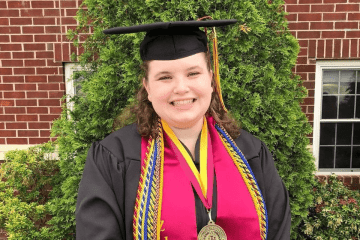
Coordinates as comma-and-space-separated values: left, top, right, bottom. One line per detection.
0, 1, 359, 181
0, 0, 359, 239
284, 0, 360, 187
0, 0, 83, 159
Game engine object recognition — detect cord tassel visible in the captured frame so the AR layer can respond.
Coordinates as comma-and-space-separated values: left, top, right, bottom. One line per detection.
211, 27, 227, 112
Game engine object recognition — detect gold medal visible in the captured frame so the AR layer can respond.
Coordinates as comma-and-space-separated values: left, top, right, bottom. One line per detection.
198, 209, 227, 240
198, 221, 227, 240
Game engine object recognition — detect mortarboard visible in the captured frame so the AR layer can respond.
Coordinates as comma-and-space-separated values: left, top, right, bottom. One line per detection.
103, 20, 237, 61
103, 19, 238, 111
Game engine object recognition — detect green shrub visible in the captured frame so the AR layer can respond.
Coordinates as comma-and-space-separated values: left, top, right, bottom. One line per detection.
300, 175, 360, 240
0, 142, 58, 240
50, 0, 315, 239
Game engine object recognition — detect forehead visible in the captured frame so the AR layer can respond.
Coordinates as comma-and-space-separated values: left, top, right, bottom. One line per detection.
147, 52, 207, 75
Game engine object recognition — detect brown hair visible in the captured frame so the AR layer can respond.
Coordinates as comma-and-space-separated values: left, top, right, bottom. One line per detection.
113, 52, 241, 139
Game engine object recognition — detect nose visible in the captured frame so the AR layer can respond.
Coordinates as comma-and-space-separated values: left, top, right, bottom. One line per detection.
173, 77, 190, 94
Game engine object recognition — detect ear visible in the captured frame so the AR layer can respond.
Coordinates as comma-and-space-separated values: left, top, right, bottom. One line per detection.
142, 78, 152, 102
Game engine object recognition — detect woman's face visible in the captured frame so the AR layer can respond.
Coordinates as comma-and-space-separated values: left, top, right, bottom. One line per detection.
143, 52, 213, 129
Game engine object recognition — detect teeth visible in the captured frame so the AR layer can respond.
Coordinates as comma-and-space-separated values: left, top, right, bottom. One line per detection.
173, 99, 194, 106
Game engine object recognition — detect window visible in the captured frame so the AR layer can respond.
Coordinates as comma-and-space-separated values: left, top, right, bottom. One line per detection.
65, 63, 83, 98
314, 61, 360, 174
64, 63, 86, 111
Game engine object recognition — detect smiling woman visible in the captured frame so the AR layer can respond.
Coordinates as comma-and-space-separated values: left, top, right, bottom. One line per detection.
136, 50, 240, 141
144, 53, 213, 130
143, 52, 214, 158
75, 19, 291, 240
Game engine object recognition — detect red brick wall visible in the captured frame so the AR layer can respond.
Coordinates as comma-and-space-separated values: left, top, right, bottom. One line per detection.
0, 0, 82, 146
316, 175, 360, 190
284, 0, 360, 144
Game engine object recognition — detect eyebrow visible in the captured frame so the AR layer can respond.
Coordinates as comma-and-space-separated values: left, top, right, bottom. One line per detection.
187, 66, 202, 71
154, 71, 172, 78
153, 66, 203, 78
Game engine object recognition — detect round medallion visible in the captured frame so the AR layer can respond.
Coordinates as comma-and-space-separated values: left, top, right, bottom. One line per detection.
198, 222, 227, 240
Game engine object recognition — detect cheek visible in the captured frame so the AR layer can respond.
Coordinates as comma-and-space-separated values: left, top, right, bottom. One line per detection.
150, 85, 172, 103
198, 80, 213, 97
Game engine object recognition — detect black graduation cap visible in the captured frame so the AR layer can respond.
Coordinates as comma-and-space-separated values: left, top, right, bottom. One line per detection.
103, 19, 237, 61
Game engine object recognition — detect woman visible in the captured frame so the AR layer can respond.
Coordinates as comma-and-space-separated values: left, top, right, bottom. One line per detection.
76, 19, 291, 240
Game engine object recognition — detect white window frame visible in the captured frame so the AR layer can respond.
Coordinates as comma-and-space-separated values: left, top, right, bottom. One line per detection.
65, 63, 86, 111
314, 60, 360, 175
64, 62, 92, 117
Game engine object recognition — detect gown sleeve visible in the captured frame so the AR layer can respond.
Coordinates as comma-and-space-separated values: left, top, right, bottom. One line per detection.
259, 142, 291, 240
235, 130, 291, 240
75, 142, 126, 240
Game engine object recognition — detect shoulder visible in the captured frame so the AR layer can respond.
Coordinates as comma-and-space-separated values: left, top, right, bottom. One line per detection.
234, 129, 263, 161
97, 123, 142, 161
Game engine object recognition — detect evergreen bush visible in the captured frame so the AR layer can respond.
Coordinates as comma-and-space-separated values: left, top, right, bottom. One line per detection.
301, 175, 360, 239
0, 142, 58, 240
50, 0, 316, 239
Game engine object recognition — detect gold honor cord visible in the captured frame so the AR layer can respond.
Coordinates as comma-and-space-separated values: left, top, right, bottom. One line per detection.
161, 118, 209, 197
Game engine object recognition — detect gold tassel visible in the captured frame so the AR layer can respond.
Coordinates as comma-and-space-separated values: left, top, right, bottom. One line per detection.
197, 16, 227, 112
211, 27, 227, 112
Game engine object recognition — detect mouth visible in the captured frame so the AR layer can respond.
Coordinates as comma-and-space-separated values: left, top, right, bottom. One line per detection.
170, 98, 197, 106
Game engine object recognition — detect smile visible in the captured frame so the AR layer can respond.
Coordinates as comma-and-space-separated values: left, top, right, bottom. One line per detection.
171, 99, 196, 106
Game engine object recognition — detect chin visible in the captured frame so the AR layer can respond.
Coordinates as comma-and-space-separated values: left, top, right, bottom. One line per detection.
168, 117, 203, 129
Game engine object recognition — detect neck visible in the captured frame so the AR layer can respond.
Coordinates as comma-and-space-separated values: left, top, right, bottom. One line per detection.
170, 118, 203, 142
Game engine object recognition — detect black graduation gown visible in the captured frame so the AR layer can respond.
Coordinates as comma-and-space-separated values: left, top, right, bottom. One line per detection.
75, 123, 291, 240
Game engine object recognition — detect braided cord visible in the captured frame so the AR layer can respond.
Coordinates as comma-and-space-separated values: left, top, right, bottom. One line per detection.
147, 122, 164, 240
143, 141, 158, 239
139, 144, 155, 239
215, 124, 268, 240
155, 124, 165, 240
133, 120, 164, 240
133, 137, 153, 239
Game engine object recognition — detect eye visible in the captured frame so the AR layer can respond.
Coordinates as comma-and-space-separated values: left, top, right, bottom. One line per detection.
188, 72, 200, 77
158, 76, 171, 80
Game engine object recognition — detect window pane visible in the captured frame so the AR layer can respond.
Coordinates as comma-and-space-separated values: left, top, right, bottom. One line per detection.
320, 123, 336, 145
339, 95, 354, 118
322, 96, 338, 119
340, 82, 355, 94
335, 147, 351, 168
354, 123, 360, 145
357, 71, 360, 94
340, 71, 356, 95
323, 83, 338, 95
323, 70, 339, 83
73, 71, 83, 95
353, 147, 360, 168
356, 96, 360, 118
336, 123, 352, 145
319, 147, 334, 168
340, 70, 356, 82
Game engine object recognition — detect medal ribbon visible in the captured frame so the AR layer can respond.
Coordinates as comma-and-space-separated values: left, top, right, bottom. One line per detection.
161, 118, 213, 209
